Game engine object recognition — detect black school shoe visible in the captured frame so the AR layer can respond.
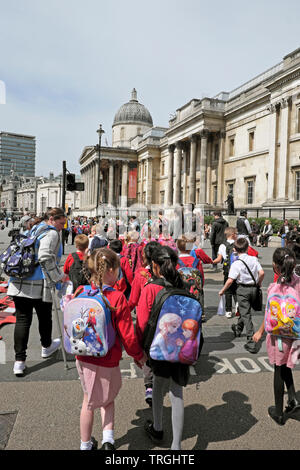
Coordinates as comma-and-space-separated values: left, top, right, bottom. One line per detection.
101, 442, 115, 450
268, 406, 285, 425
285, 398, 300, 414
244, 343, 258, 354
144, 420, 163, 444
231, 324, 242, 337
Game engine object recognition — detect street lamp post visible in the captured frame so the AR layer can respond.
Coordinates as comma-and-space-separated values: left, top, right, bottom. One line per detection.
96, 124, 105, 217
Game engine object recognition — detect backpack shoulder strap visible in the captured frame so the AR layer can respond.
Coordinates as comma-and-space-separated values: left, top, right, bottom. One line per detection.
178, 258, 185, 267
238, 259, 257, 285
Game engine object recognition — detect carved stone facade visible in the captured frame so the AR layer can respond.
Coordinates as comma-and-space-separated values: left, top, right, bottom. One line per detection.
78, 48, 300, 217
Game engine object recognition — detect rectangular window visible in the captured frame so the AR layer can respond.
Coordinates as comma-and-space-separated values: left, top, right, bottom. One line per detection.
249, 131, 255, 152
247, 180, 254, 204
228, 183, 234, 196
296, 171, 300, 200
298, 107, 300, 134
160, 191, 165, 205
213, 185, 217, 206
214, 143, 219, 161
229, 137, 235, 156
161, 161, 165, 176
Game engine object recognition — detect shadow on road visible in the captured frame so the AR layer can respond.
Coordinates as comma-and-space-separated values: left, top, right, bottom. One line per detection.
115, 390, 257, 450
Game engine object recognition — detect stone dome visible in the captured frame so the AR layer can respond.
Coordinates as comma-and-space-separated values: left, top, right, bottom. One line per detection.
113, 89, 153, 127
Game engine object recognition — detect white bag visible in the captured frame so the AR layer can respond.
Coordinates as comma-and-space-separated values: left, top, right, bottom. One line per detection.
217, 295, 226, 316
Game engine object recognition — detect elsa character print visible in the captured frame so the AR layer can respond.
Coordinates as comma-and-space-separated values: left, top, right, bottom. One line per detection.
150, 313, 182, 361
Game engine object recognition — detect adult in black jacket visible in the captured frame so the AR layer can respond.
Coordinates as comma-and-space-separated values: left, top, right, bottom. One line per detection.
210, 211, 228, 269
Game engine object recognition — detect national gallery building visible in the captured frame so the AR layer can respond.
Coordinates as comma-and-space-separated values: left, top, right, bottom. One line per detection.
78, 47, 300, 219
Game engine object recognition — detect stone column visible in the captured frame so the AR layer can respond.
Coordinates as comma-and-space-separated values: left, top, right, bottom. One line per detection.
182, 143, 187, 205
206, 134, 213, 204
266, 103, 278, 201
189, 135, 197, 204
199, 130, 209, 205
217, 131, 226, 206
121, 161, 129, 207
146, 157, 153, 207
174, 142, 182, 205
167, 145, 175, 206
278, 97, 291, 200
108, 161, 114, 206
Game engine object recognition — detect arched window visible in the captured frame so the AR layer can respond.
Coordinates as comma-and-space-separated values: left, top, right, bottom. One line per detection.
120, 127, 125, 140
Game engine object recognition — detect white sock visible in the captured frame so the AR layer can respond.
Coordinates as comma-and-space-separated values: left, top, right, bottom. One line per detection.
80, 439, 92, 450
102, 429, 114, 445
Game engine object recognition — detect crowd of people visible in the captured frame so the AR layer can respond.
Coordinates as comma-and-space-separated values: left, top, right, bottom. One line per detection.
4, 207, 300, 450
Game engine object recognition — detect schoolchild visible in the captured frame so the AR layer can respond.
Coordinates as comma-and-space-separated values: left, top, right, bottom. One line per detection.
219, 237, 264, 353
76, 248, 146, 450
176, 235, 213, 322
108, 239, 133, 298
128, 240, 160, 407
122, 230, 142, 273
63, 234, 89, 291
136, 245, 191, 450
212, 227, 238, 318
253, 248, 300, 425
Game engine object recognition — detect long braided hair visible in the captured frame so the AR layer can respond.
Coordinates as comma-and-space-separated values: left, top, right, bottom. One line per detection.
83, 247, 120, 311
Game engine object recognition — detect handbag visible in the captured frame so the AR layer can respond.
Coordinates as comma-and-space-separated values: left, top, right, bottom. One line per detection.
238, 259, 263, 311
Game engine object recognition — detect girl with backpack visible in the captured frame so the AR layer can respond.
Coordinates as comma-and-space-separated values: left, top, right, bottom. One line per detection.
253, 248, 300, 425
136, 245, 199, 450
76, 248, 146, 450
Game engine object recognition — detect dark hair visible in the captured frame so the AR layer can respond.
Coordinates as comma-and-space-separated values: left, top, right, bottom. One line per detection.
46, 207, 66, 220
109, 239, 123, 254
144, 241, 160, 265
151, 245, 183, 288
273, 247, 296, 284
240, 210, 247, 216
213, 211, 221, 217
234, 237, 249, 253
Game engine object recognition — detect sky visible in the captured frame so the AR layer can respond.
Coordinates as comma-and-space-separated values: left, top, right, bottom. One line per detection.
0, 0, 299, 177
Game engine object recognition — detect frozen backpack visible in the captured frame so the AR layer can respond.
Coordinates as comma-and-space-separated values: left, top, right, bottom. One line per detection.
142, 279, 202, 365
265, 285, 300, 339
177, 256, 204, 303
0, 224, 55, 279
62, 285, 116, 356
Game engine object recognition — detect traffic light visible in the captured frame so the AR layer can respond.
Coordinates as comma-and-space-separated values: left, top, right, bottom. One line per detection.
66, 173, 76, 191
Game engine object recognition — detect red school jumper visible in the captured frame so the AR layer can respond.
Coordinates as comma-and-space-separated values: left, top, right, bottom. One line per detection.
63, 251, 85, 276
128, 266, 151, 311
76, 287, 144, 367
136, 282, 163, 345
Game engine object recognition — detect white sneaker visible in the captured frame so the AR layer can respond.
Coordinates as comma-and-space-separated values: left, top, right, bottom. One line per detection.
225, 311, 232, 318
13, 361, 26, 376
41, 338, 61, 358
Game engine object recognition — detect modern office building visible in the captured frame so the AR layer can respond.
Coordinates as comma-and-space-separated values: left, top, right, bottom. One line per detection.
0, 132, 35, 177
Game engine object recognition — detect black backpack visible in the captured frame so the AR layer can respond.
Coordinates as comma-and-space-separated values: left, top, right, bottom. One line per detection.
68, 253, 88, 292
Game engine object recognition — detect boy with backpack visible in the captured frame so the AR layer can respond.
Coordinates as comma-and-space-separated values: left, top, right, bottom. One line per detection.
212, 227, 239, 318
219, 237, 264, 354
63, 234, 89, 292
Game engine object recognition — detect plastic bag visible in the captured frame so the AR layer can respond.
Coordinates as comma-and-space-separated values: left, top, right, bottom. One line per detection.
217, 295, 226, 316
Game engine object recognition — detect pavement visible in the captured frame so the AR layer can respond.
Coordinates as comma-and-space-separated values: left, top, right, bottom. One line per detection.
1, 226, 300, 452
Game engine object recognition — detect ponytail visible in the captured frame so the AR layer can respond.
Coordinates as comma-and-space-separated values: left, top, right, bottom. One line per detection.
273, 248, 296, 284
151, 246, 183, 288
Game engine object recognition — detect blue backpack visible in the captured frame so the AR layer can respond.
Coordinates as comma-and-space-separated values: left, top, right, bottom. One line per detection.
142, 279, 202, 365
63, 285, 116, 357
0, 224, 55, 279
